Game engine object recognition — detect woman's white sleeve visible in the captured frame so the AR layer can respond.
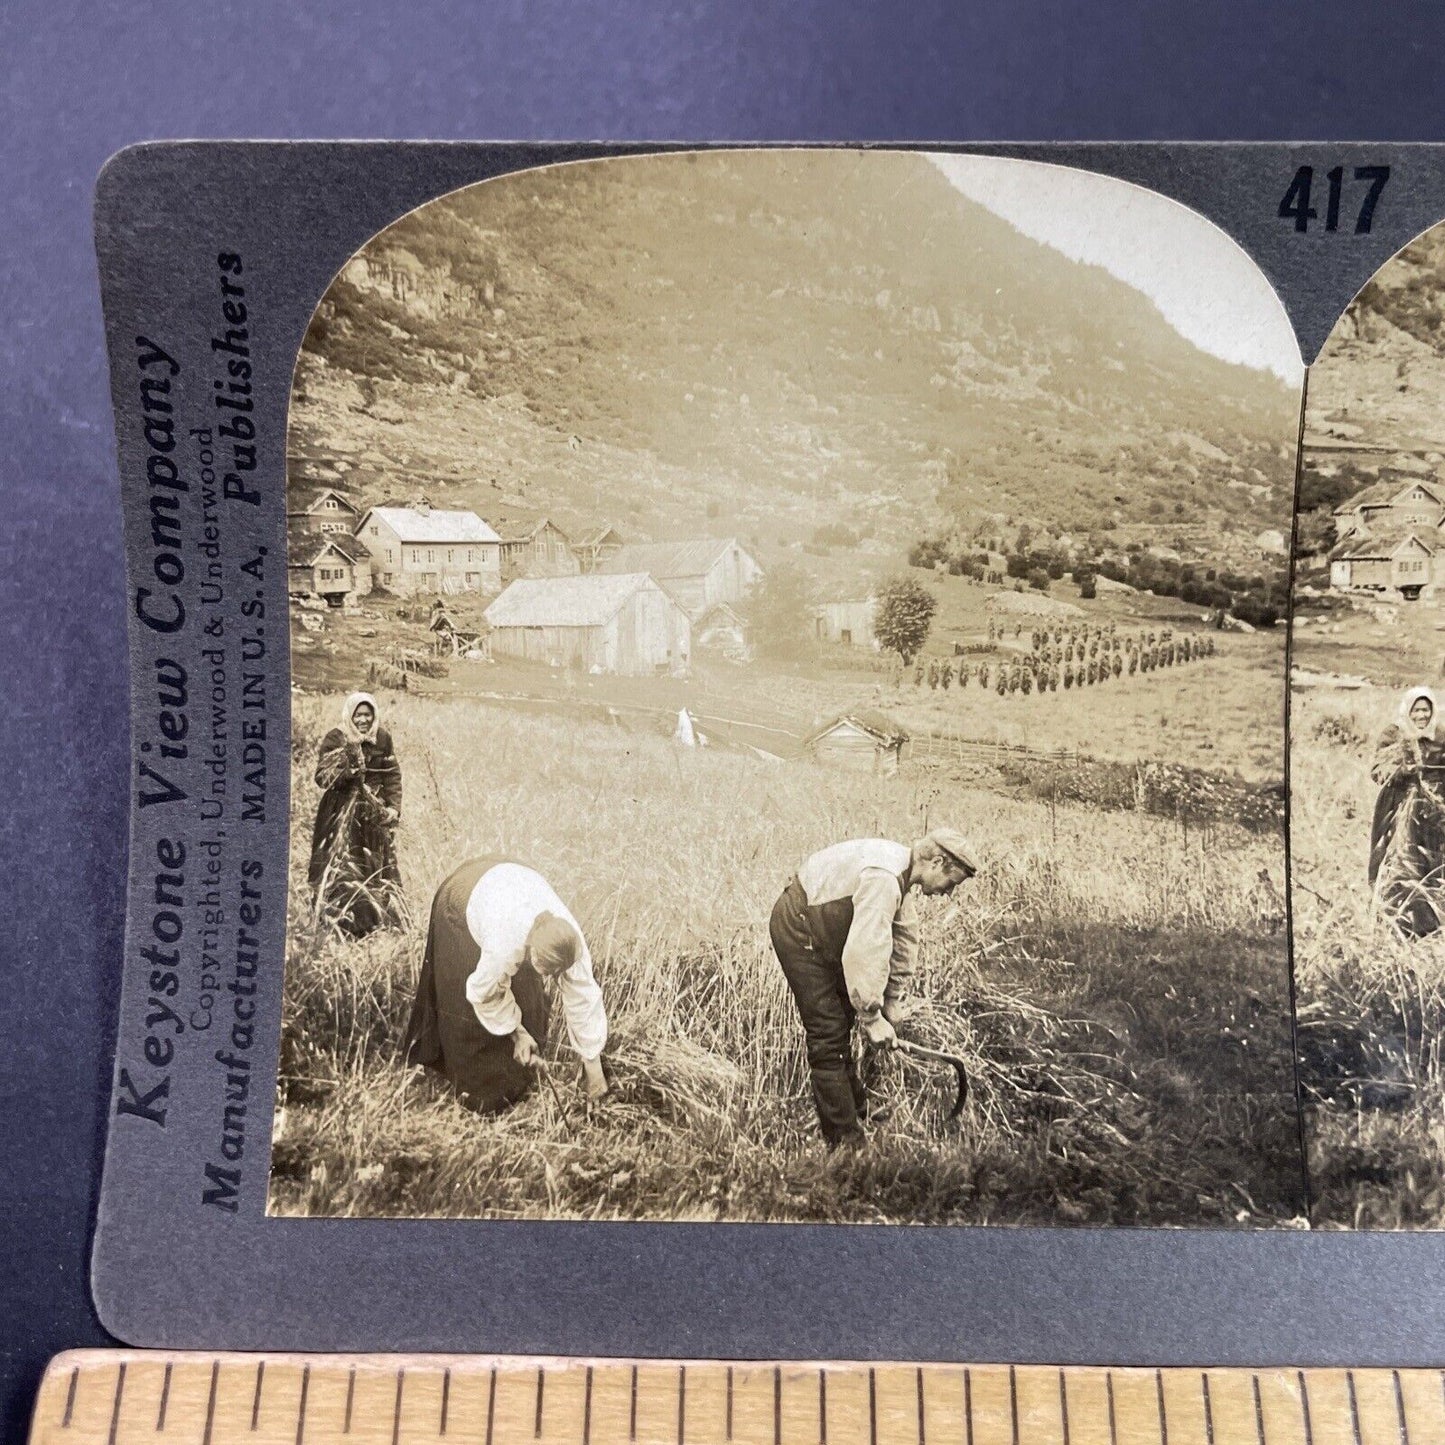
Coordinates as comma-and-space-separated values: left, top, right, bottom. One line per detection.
561, 953, 608, 1061
464, 950, 523, 1037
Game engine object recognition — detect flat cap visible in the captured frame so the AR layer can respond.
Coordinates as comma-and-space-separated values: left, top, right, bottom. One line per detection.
926, 827, 979, 874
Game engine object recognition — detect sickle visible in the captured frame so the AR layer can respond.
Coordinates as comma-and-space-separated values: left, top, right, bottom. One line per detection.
894, 1039, 970, 1119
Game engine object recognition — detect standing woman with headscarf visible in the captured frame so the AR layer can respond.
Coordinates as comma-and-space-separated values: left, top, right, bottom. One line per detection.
308, 691, 403, 938
1369, 685, 1445, 938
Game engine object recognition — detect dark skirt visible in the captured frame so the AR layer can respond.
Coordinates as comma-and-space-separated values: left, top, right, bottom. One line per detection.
1370, 775, 1445, 939
402, 856, 551, 1113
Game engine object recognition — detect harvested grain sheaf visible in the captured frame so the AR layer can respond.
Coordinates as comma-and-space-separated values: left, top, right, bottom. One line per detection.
270, 692, 1301, 1226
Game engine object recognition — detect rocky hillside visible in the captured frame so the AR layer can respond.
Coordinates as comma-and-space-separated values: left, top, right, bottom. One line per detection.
289, 150, 1299, 567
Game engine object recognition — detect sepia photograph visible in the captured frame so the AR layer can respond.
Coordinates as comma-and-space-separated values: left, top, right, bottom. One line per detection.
1290, 219, 1445, 1227
271, 149, 1305, 1225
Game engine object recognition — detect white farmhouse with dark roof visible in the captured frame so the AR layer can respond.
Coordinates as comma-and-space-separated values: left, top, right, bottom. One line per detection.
354, 501, 502, 596
597, 537, 762, 617
484, 573, 691, 675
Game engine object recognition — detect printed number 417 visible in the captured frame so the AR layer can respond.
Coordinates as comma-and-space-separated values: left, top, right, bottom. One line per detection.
1279, 164, 1390, 234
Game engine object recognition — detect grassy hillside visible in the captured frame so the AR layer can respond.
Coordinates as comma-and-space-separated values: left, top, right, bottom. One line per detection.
289, 150, 1298, 570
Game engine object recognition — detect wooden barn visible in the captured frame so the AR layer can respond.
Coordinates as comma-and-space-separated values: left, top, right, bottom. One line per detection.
598, 537, 763, 616
695, 601, 749, 660
484, 572, 692, 676
493, 516, 581, 581
814, 598, 877, 649
803, 711, 910, 775
287, 534, 373, 607
572, 524, 626, 572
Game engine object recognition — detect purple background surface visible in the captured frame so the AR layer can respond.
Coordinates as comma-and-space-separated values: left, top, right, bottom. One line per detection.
7, 1, 1445, 1437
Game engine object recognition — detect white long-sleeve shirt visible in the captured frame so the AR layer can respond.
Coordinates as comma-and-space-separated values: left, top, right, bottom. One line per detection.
461, 863, 608, 1061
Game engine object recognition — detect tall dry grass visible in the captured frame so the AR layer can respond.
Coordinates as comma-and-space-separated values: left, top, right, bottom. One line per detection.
1291, 687, 1445, 1228
270, 691, 1301, 1225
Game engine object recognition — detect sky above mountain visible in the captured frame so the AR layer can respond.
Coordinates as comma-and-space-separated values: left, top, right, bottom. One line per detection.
931, 153, 1304, 386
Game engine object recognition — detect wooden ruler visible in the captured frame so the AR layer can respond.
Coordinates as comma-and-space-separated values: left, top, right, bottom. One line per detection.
26, 1352, 1445, 1445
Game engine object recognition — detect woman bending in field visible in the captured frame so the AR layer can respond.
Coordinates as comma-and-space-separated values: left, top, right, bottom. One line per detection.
403, 859, 609, 1114
1370, 685, 1445, 939
308, 691, 403, 938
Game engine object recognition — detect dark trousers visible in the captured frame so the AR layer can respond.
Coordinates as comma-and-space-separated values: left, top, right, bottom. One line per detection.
770, 880, 866, 1146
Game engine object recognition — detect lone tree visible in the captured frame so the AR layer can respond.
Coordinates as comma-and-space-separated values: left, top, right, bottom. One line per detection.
873, 575, 938, 665
741, 563, 818, 661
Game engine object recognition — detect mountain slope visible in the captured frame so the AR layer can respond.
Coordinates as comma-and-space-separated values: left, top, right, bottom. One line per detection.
290, 150, 1298, 555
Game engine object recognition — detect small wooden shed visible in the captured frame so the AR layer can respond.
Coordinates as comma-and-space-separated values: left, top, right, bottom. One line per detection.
803, 710, 910, 775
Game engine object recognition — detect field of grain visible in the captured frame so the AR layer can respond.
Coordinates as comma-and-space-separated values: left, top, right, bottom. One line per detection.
1290, 685, 1445, 1228
270, 690, 1302, 1226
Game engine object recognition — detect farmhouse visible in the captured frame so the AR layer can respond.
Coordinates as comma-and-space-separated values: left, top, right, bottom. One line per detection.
484, 572, 692, 675
598, 537, 763, 616
354, 502, 501, 596
804, 711, 910, 775
572, 524, 626, 572
287, 534, 372, 607
814, 598, 877, 649
288, 485, 361, 536
493, 516, 580, 581
1329, 529, 1436, 598
1333, 477, 1445, 544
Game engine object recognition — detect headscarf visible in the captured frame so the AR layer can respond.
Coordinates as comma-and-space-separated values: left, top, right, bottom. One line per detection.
341, 691, 380, 744
1398, 686, 1438, 737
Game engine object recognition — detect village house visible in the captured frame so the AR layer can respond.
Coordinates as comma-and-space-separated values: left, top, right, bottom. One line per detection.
814, 598, 878, 649
353, 501, 502, 596
571, 524, 626, 572
803, 711, 910, 775
288, 485, 362, 536
1329, 529, 1437, 598
598, 537, 763, 616
484, 572, 692, 676
1332, 476, 1445, 545
492, 516, 580, 581
287, 534, 373, 607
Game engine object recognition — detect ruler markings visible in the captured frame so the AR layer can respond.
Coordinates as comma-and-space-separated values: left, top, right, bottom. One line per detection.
155, 1362, 172, 1433
294, 1365, 310, 1445
202, 1361, 219, 1445
62, 1366, 79, 1429
106, 1363, 125, 1445
38, 1358, 1445, 1445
